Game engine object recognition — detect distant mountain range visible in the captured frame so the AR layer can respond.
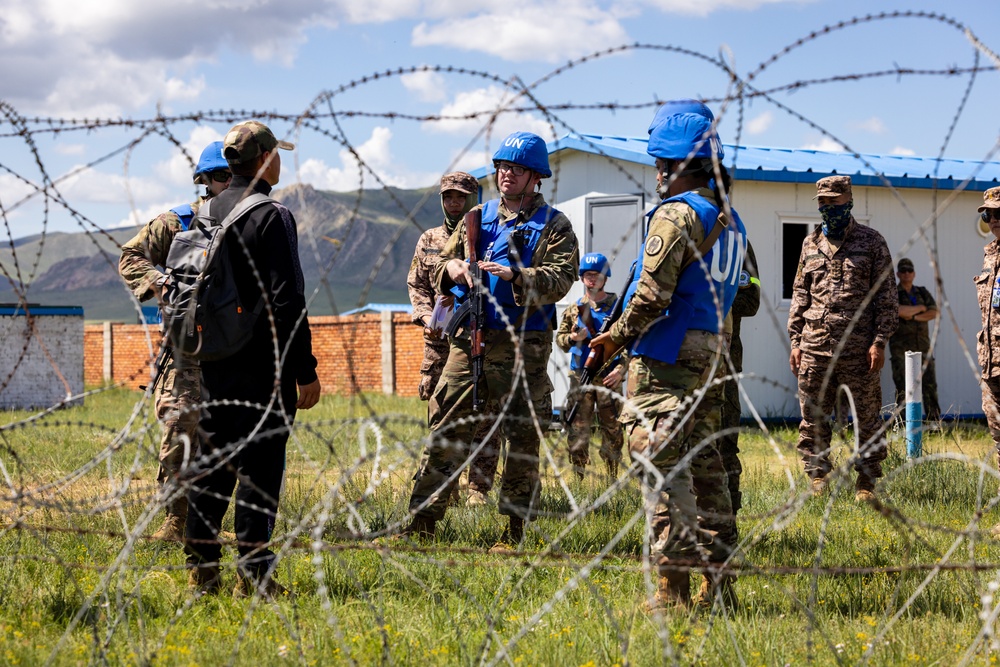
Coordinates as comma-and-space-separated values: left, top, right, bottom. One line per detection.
0, 184, 444, 321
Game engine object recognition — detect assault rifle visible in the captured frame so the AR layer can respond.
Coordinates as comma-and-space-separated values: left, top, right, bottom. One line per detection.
139, 341, 172, 393
444, 209, 486, 411
563, 285, 627, 424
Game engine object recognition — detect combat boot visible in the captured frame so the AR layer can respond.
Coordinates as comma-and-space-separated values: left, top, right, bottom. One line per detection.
695, 570, 738, 611
187, 565, 222, 596
466, 489, 489, 507
152, 513, 186, 542
810, 476, 828, 496
234, 572, 291, 601
489, 516, 525, 553
400, 515, 436, 540
855, 474, 877, 503
644, 569, 691, 612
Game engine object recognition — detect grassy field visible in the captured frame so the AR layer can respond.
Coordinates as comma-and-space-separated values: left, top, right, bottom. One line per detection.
2, 388, 1000, 665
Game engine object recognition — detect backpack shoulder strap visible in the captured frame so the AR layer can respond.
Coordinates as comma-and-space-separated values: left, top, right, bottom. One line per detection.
197, 193, 274, 231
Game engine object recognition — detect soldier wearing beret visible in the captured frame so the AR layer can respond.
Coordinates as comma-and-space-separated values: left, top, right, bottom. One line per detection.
889, 258, 941, 421
975, 187, 1000, 535
407, 172, 501, 505
788, 175, 897, 503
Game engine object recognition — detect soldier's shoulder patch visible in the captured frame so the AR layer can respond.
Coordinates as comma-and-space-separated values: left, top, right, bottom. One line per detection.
739, 270, 751, 287
646, 235, 664, 256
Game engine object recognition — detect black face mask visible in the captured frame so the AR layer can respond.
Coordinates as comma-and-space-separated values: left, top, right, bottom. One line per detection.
819, 201, 854, 239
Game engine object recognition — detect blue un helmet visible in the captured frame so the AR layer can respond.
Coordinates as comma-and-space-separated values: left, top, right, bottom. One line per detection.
646, 112, 723, 161
193, 141, 228, 183
648, 99, 724, 161
579, 252, 610, 278
492, 132, 551, 178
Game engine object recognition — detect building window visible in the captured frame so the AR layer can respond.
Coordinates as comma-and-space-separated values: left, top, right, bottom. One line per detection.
781, 217, 818, 301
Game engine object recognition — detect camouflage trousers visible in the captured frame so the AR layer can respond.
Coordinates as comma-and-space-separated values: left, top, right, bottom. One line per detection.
719, 333, 744, 513
420, 337, 499, 492
981, 375, 1000, 469
565, 373, 623, 472
154, 355, 201, 516
889, 344, 941, 421
409, 329, 553, 521
796, 351, 888, 480
622, 331, 735, 564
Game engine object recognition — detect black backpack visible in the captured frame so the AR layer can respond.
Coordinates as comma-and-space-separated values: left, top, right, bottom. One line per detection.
161, 193, 272, 361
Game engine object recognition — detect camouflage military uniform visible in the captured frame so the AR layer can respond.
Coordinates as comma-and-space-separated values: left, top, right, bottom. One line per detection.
119, 202, 203, 519
889, 283, 940, 420
717, 242, 760, 514
407, 220, 500, 493
408, 193, 578, 521
609, 187, 735, 564
976, 233, 1000, 466
555, 294, 624, 474
788, 219, 897, 481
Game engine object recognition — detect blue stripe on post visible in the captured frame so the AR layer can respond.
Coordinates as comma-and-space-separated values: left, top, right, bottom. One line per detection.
906, 400, 923, 459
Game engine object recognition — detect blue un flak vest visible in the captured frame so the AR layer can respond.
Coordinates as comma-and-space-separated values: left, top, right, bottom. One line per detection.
623, 191, 747, 364
169, 203, 195, 231
451, 199, 557, 331
569, 296, 614, 371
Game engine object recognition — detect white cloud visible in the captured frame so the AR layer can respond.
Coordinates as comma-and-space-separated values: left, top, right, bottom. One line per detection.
800, 137, 846, 152
890, 146, 917, 156
296, 127, 439, 191
114, 201, 185, 230
53, 144, 86, 157
428, 86, 557, 141
412, 4, 629, 63
746, 111, 774, 136
57, 165, 170, 206
854, 116, 887, 134
401, 69, 448, 103
634, 0, 809, 17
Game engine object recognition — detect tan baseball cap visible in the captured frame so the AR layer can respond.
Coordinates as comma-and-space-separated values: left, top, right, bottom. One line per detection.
814, 175, 852, 199
223, 120, 294, 166
440, 171, 478, 194
979, 186, 1000, 212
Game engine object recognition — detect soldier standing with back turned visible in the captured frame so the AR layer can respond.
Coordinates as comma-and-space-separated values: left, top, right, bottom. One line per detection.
118, 141, 232, 542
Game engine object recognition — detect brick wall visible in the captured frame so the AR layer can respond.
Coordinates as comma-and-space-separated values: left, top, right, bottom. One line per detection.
84, 313, 426, 396
0, 313, 84, 409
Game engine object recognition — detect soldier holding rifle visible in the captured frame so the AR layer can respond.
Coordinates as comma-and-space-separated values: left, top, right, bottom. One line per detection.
590, 105, 747, 610
401, 131, 579, 546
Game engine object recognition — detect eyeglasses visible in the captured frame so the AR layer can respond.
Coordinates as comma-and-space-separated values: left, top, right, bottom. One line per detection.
496, 162, 527, 177
207, 170, 233, 183
982, 209, 1000, 222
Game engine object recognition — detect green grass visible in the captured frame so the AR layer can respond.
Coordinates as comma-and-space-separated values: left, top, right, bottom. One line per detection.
2, 389, 1000, 665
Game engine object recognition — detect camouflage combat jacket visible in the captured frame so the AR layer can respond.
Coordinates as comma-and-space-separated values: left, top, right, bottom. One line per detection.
976, 239, 1000, 378
119, 199, 202, 302
787, 219, 897, 356
891, 284, 936, 352
407, 223, 452, 327
432, 193, 579, 320
555, 293, 624, 377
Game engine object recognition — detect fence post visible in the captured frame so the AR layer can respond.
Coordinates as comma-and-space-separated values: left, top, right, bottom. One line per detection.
905, 350, 923, 458
381, 310, 395, 395
102, 321, 113, 383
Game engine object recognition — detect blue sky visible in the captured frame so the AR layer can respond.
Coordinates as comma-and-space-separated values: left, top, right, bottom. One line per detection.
1, 0, 998, 238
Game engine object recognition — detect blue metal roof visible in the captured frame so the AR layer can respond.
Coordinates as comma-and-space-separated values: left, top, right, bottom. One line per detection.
471, 133, 1000, 192
0, 305, 83, 317
340, 303, 413, 316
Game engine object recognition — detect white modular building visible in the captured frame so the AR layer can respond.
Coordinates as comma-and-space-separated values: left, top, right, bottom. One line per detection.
0, 304, 84, 410
472, 134, 1000, 420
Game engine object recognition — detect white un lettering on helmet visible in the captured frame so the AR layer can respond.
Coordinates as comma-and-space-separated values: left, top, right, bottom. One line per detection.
710, 229, 747, 286
506, 137, 525, 149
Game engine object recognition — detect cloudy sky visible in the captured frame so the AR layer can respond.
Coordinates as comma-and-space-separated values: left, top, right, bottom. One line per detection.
2, 0, 998, 237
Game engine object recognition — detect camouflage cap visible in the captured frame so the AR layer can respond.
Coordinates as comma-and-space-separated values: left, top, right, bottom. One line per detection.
440, 171, 478, 194
223, 121, 295, 166
979, 186, 1000, 212
813, 175, 852, 199
897, 258, 914, 272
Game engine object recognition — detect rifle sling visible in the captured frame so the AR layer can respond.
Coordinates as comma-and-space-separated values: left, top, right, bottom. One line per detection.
680, 211, 728, 273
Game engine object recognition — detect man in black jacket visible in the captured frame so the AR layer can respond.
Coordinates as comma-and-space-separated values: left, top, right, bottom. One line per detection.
185, 120, 321, 600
